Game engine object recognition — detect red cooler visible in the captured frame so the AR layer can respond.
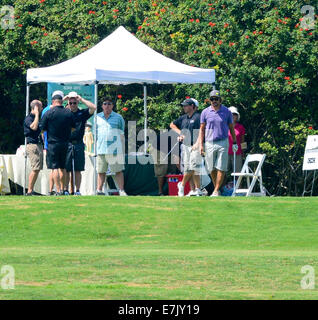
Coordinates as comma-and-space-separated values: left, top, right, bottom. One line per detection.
166, 174, 191, 196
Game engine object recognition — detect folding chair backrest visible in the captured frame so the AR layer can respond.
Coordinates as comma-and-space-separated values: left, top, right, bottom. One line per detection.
245, 154, 266, 176
240, 157, 250, 174
246, 154, 265, 163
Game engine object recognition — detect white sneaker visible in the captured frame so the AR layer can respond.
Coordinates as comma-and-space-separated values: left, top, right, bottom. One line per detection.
194, 188, 203, 196
177, 182, 184, 197
201, 188, 208, 196
187, 189, 203, 196
186, 190, 196, 197
119, 190, 128, 196
210, 190, 220, 197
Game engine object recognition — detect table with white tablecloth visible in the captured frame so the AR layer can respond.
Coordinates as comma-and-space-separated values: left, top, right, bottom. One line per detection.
0, 153, 162, 196
0, 153, 95, 195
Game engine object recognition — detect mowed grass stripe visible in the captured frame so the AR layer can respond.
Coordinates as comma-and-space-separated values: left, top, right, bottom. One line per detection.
1, 248, 318, 257
0, 196, 318, 299
0, 249, 317, 299
0, 196, 317, 250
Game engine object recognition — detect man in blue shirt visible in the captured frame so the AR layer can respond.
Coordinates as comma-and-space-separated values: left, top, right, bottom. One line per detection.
96, 97, 127, 196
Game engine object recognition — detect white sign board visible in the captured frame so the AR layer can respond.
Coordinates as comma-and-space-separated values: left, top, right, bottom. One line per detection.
303, 135, 318, 170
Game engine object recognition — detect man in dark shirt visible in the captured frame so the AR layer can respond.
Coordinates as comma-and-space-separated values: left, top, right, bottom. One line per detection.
40, 92, 76, 195
170, 98, 202, 197
64, 91, 96, 195
23, 100, 43, 195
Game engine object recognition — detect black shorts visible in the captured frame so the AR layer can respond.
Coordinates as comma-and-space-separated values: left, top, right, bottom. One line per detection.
65, 142, 85, 172
46, 142, 68, 170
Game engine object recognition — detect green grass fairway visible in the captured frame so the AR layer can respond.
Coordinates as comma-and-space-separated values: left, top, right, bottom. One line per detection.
0, 196, 318, 300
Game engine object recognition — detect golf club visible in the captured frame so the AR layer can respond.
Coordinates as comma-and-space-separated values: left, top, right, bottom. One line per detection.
162, 140, 179, 162
72, 145, 76, 194
233, 149, 236, 196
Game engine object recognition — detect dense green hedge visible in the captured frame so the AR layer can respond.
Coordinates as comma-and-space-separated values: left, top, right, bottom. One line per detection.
0, 0, 317, 195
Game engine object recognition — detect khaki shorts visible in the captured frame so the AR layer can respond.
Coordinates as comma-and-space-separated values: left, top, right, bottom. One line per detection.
26, 143, 43, 171
97, 154, 125, 174
205, 139, 229, 172
182, 145, 202, 173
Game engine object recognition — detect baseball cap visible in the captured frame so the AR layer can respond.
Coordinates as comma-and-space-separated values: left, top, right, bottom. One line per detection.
180, 98, 195, 106
68, 91, 78, 98
51, 90, 64, 99
228, 106, 240, 121
209, 90, 221, 98
52, 90, 64, 101
191, 98, 199, 107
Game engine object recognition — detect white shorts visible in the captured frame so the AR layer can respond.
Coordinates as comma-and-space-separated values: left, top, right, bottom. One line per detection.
182, 145, 202, 174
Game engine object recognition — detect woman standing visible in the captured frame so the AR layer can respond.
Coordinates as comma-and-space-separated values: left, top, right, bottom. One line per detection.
228, 106, 246, 173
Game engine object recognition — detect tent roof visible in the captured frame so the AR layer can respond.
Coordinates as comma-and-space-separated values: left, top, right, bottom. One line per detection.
27, 26, 215, 85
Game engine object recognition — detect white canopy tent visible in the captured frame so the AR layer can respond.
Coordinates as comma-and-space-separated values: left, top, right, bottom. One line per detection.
25, 26, 215, 195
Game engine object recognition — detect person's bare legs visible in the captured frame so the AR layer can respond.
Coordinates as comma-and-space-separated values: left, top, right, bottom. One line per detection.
64, 171, 71, 192
192, 174, 201, 190
181, 171, 194, 187
115, 171, 124, 190
28, 170, 40, 193
157, 176, 165, 194
52, 169, 61, 193
59, 169, 66, 192
189, 176, 195, 191
49, 170, 54, 192
75, 171, 82, 192
211, 169, 217, 188
97, 173, 106, 191
211, 169, 225, 193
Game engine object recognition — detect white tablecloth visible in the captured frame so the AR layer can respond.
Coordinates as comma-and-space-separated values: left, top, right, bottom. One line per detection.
0, 153, 95, 195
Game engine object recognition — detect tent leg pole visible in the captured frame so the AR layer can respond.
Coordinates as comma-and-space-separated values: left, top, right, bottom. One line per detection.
302, 170, 308, 197
311, 170, 316, 197
143, 84, 147, 154
93, 82, 98, 195
24, 84, 30, 196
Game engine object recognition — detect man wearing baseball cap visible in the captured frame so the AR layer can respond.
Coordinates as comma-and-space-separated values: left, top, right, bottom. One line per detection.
40, 91, 76, 195
170, 98, 202, 196
200, 90, 237, 196
228, 106, 246, 173
64, 91, 96, 195
41, 90, 65, 195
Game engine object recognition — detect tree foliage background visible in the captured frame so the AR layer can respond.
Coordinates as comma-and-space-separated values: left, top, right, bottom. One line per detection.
0, 0, 317, 195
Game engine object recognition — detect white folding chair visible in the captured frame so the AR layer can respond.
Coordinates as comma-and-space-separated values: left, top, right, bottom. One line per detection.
231, 154, 266, 197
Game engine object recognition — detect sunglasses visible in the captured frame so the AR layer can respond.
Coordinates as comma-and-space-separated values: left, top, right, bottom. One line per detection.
210, 97, 220, 102
69, 102, 78, 105
103, 102, 113, 105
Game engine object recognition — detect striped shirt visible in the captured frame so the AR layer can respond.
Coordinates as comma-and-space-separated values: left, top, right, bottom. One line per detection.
96, 111, 125, 155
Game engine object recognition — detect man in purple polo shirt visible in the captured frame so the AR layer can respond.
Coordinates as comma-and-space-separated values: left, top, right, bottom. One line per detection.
200, 90, 238, 196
